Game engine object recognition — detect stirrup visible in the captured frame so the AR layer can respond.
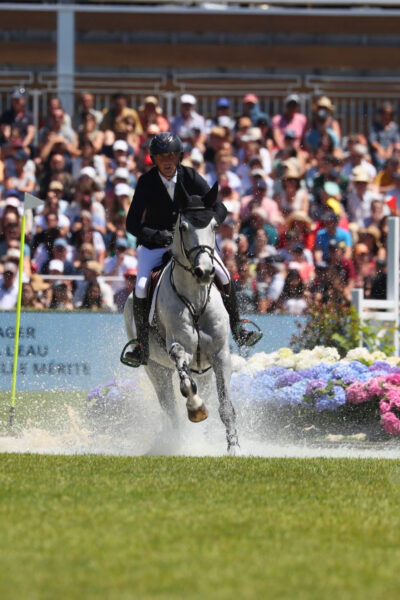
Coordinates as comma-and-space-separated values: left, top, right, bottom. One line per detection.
234, 319, 263, 348
120, 339, 144, 368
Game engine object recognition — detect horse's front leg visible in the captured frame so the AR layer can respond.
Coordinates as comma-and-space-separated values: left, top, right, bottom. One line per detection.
169, 342, 208, 423
212, 348, 240, 455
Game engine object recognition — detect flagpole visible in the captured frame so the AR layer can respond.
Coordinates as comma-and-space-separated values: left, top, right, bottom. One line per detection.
9, 193, 44, 428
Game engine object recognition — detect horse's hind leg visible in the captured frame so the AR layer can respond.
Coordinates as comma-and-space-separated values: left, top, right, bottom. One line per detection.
169, 342, 208, 423
145, 359, 178, 426
212, 349, 240, 455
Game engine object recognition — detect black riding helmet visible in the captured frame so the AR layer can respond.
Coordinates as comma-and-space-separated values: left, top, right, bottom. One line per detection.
149, 132, 184, 161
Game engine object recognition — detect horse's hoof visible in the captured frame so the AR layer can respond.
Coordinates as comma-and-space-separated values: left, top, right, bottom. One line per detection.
188, 404, 208, 423
227, 444, 241, 457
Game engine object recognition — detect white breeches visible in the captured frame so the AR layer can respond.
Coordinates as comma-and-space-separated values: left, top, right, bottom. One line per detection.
135, 244, 230, 298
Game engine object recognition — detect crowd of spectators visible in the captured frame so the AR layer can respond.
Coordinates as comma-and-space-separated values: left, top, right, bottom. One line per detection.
0, 87, 398, 314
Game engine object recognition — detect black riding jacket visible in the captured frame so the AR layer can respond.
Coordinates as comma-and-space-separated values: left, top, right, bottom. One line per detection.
126, 165, 227, 249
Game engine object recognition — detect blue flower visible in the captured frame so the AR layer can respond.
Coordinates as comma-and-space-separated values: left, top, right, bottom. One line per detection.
274, 371, 304, 389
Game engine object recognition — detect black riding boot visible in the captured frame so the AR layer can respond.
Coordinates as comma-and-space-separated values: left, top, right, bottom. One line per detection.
222, 283, 262, 348
124, 296, 150, 367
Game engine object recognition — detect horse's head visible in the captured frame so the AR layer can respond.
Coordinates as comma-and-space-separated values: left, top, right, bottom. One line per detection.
174, 182, 219, 285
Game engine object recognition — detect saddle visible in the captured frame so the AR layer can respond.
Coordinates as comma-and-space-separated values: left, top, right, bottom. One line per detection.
146, 250, 172, 307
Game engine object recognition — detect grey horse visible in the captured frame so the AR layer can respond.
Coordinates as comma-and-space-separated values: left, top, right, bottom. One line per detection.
123, 187, 240, 455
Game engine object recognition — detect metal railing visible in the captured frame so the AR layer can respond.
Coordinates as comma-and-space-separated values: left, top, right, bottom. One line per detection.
1, 70, 400, 142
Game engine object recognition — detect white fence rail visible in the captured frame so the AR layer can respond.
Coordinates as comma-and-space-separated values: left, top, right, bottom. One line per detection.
352, 217, 400, 356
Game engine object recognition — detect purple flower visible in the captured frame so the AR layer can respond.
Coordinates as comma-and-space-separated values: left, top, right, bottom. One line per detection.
369, 361, 391, 372
305, 379, 328, 397
274, 371, 303, 389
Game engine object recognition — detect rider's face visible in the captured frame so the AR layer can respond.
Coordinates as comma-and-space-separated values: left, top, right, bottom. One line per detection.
154, 152, 180, 180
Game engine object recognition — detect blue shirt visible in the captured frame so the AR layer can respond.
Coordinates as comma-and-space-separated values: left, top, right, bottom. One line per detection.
315, 227, 353, 261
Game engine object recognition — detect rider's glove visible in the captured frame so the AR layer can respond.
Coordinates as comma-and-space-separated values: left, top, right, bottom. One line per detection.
152, 229, 173, 246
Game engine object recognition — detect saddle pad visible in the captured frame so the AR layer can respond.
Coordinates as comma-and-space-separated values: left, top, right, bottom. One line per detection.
149, 261, 170, 326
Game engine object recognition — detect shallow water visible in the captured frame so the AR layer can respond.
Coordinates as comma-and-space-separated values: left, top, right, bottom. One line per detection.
1, 362, 400, 459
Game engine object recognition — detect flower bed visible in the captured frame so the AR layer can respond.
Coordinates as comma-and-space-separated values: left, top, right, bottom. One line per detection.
86, 346, 400, 438
231, 347, 400, 436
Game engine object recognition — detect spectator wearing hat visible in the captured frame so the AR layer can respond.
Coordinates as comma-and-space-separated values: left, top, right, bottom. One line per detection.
347, 166, 387, 227
0, 261, 19, 310
368, 102, 400, 170
256, 255, 286, 314
4, 149, 35, 198
279, 212, 314, 264
305, 108, 341, 155
39, 107, 79, 163
272, 94, 307, 151
315, 96, 341, 139
41, 238, 75, 276
341, 142, 376, 181
315, 212, 353, 262
206, 97, 235, 133
274, 165, 309, 217
105, 138, 135, 177
114, 267, 137, 312
138, 96, 169, 133
73, 242, 96, 273
255, 113, 276, 154
0, 87, 35, 152
103, 237, 138, 295
170, 94, 206, 142
73, 260, 115, 310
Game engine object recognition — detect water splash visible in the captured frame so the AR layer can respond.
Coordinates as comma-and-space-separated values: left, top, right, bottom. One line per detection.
1, 359, 400, 459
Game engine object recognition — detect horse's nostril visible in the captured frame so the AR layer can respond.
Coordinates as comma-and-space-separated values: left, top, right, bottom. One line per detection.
194, 267, 204, 279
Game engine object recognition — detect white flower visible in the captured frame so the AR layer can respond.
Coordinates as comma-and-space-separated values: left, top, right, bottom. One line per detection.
346, 347, 373, 363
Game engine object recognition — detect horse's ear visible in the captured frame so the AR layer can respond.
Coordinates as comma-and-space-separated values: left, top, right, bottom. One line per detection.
203, 182, 219, 208
175, 179, 191, 209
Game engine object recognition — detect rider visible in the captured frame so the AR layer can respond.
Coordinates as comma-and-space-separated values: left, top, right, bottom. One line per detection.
124, 131, 261, 367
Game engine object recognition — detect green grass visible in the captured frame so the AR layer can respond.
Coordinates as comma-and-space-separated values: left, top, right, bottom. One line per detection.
1, 455, 400, 599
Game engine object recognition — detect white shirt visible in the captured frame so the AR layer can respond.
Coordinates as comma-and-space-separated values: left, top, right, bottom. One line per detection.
0, 278, 18, 310
158, 170, 178, 200
103, 254, 138, 293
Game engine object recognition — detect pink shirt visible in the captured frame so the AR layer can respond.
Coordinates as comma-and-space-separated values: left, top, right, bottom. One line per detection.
272, 112, 307, 147
240, 195, 281, 225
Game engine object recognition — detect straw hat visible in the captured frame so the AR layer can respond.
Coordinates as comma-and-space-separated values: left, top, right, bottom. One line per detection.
286, 211, 312, 229
30, 273, 50, 292
317, 96, 335, 112
352, 165, 370, 183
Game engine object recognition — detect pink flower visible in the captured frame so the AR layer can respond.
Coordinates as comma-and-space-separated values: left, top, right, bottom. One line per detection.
367, 377, 387, 399
386, 388, 400, 409
381, 412, 400, 436
379, 398, 391, 414
346, 381, 370, 404
384, 373, 400, 386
